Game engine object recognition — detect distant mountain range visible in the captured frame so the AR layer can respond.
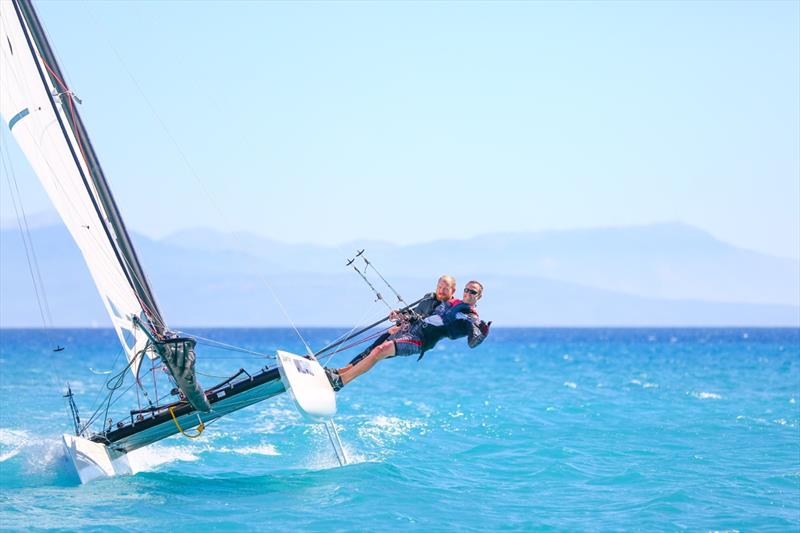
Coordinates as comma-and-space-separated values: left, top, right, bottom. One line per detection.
1, 220, 798, 327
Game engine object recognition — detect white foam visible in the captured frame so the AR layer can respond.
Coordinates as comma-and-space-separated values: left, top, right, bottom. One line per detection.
415, 402, 435, 417
0, 428, 30, 462
643, 383, 659, 389
216, 443, 280, 456
0, 431, 70, 473
306, 441, 372, 470
0, 429, 67, 473
564, 381, 577, 389
0, 449, 19, 462
357, 415, 423, 447
293, 424, 374, 470
691, 391, 723, 400
253, 405, 300, 434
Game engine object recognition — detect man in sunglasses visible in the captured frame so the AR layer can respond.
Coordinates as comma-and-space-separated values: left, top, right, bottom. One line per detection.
326, 280, 491, 390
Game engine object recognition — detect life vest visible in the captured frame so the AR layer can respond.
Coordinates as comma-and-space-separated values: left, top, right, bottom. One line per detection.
442, 300, 478, 340
415, 299, 478, 359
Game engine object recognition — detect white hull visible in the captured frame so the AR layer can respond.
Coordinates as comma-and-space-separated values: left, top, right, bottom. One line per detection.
276, 350, 337, 422
62, 434, 137, 484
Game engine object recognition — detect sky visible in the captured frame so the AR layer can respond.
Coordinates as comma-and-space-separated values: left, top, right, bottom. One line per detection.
1, 0, 798, 259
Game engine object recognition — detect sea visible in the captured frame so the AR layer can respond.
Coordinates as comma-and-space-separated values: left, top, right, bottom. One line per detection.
0, 327, 798, 532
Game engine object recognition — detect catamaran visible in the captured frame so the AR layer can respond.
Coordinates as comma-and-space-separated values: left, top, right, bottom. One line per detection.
0, 0, 378, 483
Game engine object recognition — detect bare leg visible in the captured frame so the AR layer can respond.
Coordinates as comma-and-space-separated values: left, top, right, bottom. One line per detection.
338, 340, 396, 386
342, 325, 401, 371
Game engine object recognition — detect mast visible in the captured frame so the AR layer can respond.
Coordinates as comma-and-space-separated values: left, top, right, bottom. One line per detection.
1, 0, 209, 411
13, 0, 165, 333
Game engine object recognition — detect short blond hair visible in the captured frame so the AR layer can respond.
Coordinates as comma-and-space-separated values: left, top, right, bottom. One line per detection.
438, 275, 456, 289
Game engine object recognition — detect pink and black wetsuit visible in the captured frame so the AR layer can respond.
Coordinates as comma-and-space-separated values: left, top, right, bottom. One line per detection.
391, 299, 487, 359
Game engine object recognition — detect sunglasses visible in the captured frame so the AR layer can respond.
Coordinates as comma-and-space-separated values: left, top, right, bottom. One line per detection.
464, 288, 480, 296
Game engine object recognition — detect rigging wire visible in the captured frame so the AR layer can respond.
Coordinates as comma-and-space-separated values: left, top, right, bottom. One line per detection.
320, 328, 389, 368
0, 139, 55, 336
34, 51, 165, 337
172, 330, 275, 359
79, 353, 137, 434
2, 131, 120, 433
350, 262, 393, 312
7, 4, 171, 339
14, 9, 257, 419
361, 252, 407, 307
10, 8, 414, 444
0, 134, 80, 425
3, 16, 170, 382
318, 301, 389, 367
79, 345, 126, 431
82, 7, 314, 357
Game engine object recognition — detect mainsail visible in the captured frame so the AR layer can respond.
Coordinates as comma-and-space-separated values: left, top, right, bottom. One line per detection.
0, 0, 207, 410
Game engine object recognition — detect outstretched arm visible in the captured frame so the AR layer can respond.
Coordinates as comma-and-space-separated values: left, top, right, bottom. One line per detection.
454, 311, 491, 348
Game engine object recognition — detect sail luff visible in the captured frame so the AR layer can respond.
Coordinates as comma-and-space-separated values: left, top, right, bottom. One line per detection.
1, 0, 160, 376
14, 0, 166, 334
2, 0, 213, 412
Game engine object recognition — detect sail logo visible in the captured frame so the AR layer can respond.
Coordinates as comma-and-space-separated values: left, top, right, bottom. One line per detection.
293, 359, 315, 376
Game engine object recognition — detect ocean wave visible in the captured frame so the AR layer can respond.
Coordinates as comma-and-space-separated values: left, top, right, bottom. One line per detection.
0, 428, 30, 462
629, 379, 659, 388
0, 429, 65, 473
126, 443, 200, 473
690, 391, 723, 400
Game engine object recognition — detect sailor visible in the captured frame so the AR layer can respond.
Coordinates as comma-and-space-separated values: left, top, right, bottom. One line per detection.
344, 275, 457, 367
327, 280, 491, 390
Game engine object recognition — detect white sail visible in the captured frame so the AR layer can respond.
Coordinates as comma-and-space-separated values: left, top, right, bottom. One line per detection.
0, 0, 161, 377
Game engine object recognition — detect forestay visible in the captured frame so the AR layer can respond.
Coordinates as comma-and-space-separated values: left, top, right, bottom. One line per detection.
0, 0, 163, 378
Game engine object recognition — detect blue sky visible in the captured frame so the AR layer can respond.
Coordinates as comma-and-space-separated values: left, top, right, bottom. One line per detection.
1, 0, 798, 258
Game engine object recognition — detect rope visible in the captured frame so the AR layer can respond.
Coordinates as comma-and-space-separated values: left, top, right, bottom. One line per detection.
79, 351, 137, 434
168, 406, 205, 439
197, 370, 239, 380
321, 328, 389, 367
37, 54, 166, 335
0, 141, 54, 334
172, 330, 274, 359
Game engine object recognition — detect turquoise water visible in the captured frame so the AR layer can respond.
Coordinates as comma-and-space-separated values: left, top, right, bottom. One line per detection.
0, 328, 798, 531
